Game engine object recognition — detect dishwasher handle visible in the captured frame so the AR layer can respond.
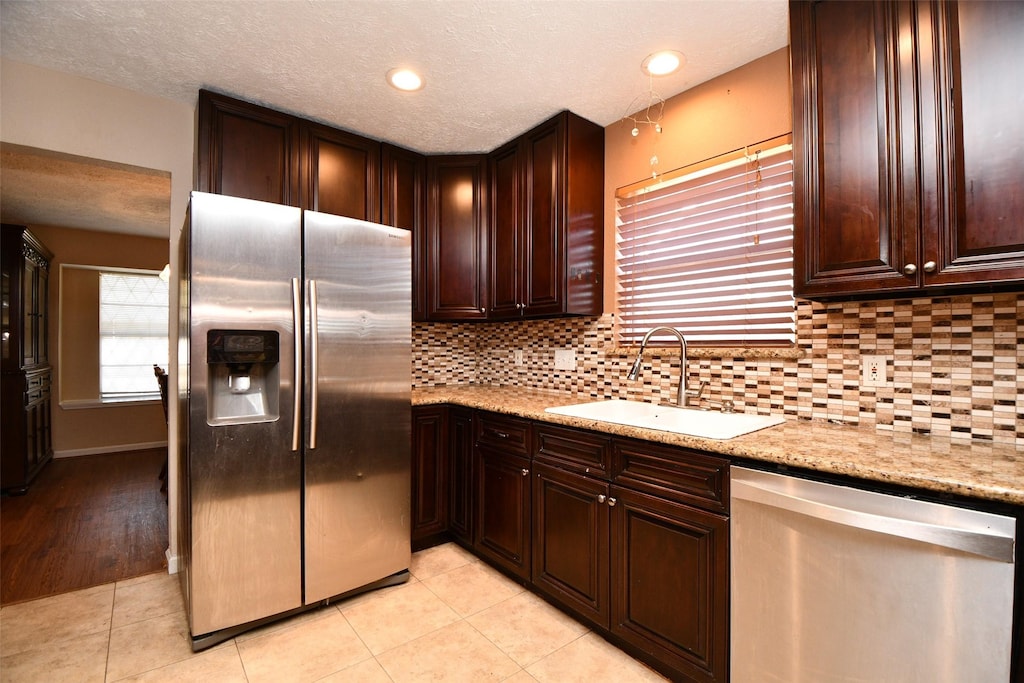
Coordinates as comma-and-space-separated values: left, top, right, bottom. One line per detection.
731, 475, 1015, 563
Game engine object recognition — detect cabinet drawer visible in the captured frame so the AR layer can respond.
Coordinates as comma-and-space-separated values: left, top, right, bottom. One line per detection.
475, 412, 532, 456
534, 424, 611, 479
24, 369, 50, 405
613, 439, 728, 513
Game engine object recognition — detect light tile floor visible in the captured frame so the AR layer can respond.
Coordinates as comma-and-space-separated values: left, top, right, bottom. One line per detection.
0, 543, 668, 682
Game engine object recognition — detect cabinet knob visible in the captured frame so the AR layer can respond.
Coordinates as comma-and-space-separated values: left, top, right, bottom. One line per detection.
521, 468, 529, 477
903, 263, 918, 276
923, 261, 936, 273
607, 497, 617, 507
597, 494, 607, 503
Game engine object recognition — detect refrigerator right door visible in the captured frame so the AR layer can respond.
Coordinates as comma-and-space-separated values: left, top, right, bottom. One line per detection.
302, 211, 412, 604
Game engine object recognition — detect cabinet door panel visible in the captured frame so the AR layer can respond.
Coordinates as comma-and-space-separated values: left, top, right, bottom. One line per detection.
488, 142, 521, 319
532, 462, 609, 626
382, 144, 427, 321
426, 156, 488, 320
792, 1, 918, 296
475, 447, 530, 578
449, 408, 475, 544
198, 91, 299, 206
305, 125, 381, 222
411, 406, 448, 547
523, 122, 562, 315
921, 0, 1024, 284
611, 486, 728, 683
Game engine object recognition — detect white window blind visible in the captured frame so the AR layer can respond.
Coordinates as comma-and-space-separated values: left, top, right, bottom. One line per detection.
99, 272, 168, 400
616, 137, 795, 346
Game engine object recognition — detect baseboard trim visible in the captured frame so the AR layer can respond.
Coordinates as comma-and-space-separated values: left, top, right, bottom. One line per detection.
53, 441, 168, 459
166, 548, 179, 575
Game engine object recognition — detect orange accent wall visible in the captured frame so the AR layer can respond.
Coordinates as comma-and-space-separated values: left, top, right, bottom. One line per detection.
603, 47, 792, 312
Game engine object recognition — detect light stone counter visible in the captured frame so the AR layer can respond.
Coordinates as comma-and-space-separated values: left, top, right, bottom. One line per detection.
413, 385, 1024, 506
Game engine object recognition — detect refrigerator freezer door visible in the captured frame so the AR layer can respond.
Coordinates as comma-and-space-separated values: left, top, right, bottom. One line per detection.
186, 192, 304, 636
302, 211, 412, 604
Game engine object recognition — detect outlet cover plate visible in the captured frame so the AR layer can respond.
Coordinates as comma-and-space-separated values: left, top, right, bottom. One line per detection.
554, 349, 576, 370
861, 355, 887, 387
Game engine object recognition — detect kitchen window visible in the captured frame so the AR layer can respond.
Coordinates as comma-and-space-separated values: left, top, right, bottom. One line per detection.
615, 135, 795, 346
99, 270, 168, 401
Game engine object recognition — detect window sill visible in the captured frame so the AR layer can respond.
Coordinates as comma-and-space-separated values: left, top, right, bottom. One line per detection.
605, 345, 805, 361
60, 397, 161, 410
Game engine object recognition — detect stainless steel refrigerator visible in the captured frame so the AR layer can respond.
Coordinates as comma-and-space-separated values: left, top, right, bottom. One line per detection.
178, 191, 411, 650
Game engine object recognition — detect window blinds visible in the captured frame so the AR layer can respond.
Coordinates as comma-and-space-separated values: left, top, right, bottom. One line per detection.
99, 272, 169, 399
616, 139, 795, 346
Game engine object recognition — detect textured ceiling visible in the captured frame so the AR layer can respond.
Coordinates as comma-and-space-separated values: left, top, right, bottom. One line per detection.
0, 144, 172, 236
0, 0, 789, 237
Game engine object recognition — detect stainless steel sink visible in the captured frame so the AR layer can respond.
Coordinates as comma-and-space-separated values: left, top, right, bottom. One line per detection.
545, 400, 786, 440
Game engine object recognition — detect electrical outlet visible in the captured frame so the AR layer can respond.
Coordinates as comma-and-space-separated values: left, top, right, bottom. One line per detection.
513, 349, 524, 366
861, 355, 887, 387
554, 349, 577, 370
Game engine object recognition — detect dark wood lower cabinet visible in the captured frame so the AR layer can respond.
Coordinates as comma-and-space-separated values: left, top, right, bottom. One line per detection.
531, 461, 610, 625
448, 408, 475, 544
411, 406, 448, 549
474, 446, 531, 579
610, 485, 729, 683
411, 410, 729, 681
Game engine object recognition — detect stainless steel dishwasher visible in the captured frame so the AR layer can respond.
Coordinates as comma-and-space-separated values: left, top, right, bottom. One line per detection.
730, 466, 1017, 682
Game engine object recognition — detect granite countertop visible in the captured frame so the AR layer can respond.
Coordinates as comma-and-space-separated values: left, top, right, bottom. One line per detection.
413, 385, 1024, 506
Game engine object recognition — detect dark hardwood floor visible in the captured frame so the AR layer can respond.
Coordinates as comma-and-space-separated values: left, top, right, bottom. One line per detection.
0, 448, 168, 606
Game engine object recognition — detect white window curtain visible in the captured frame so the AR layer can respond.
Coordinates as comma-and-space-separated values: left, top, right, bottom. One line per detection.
99, 272, 169, 400
616, 136, 796, 346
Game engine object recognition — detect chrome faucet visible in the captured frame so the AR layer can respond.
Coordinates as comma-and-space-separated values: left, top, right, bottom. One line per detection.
626, 326, 707, 407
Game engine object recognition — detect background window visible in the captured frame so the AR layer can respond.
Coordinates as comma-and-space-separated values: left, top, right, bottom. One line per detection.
99, 271, 168, 400
616, 136, 795, 346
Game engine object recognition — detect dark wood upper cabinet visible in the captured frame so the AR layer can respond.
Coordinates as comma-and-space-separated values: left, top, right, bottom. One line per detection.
382, 144, 427, 321
301, 122, 380, 222
197, 90, 381, 220
197, 90, 300, 206
916, 0, 1024, 286
791, 0, 1024, 298
488, 111, 604, 319
424, 155, 488, 321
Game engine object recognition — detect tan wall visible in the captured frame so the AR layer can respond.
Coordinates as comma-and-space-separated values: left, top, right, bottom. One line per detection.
602, 47, 792, 311
2, 57, 193, 563
30, 224, 170, 456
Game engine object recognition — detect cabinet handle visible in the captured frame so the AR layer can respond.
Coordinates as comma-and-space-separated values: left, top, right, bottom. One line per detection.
607, 497, 617, 507
923, 261, 936, 273
521, 468, 529, 477
597, 494, 607, 504
487, 429, 509, 439
903, 263, 917, 276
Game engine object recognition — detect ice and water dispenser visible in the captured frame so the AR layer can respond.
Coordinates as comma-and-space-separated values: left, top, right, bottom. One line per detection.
207, 329, 280, 425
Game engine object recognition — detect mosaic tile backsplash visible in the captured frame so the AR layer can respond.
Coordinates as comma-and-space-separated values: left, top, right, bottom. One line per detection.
413, 292, 1023, 446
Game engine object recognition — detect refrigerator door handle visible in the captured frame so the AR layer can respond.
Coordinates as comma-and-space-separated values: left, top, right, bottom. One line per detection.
308, 279, 319, 450
291, 278, 302, 452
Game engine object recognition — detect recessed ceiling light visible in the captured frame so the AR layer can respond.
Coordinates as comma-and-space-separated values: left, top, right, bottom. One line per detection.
641, 50, 685, 77
387, 68, 424, 92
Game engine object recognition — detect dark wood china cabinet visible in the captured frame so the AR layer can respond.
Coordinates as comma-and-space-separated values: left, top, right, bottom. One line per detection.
2, 225, 54, 494
791, 0, 1024, 298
